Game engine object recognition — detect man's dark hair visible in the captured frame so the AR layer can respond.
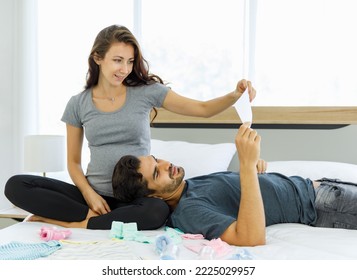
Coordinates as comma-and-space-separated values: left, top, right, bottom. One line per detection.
112, 155, 155, 202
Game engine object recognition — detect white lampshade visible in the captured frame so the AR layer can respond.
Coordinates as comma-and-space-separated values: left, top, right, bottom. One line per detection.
24, 135, 65, 176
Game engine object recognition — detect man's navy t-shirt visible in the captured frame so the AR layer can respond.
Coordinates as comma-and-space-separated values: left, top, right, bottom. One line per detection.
167, 172, 316, 240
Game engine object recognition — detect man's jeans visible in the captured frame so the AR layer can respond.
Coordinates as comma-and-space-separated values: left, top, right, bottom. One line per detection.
314, 178, 357, 229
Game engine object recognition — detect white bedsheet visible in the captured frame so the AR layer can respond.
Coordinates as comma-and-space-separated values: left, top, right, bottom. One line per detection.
1, 221, 356, 260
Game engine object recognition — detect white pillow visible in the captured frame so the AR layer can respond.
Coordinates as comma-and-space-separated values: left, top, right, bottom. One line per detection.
267, 160, 357, 183
150, 139, 237, 179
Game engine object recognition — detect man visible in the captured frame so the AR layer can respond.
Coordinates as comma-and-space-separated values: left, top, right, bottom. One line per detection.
113, 124, 357, 246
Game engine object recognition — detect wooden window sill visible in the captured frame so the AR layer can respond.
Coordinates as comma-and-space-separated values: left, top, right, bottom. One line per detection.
151, 106, 357, 129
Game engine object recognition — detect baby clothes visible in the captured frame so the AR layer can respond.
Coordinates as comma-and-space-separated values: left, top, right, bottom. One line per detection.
0, 240, 62, 260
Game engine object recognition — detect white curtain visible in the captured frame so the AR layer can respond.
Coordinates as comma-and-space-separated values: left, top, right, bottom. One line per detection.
0, 0, 38, 208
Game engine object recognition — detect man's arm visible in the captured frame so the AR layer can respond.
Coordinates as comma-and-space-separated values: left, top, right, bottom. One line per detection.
220, 124, 266, 246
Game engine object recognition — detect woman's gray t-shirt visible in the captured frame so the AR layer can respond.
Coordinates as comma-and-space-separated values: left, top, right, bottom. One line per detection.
61, 83, 169, 197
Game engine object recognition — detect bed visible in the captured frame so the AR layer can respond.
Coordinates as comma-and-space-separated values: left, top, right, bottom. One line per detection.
1, 139, 357, 260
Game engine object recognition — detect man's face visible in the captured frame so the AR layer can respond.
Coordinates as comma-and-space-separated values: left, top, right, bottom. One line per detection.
138, 155, 185, 199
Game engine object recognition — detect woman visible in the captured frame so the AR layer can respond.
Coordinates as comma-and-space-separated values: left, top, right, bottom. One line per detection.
5, 25, 256, 230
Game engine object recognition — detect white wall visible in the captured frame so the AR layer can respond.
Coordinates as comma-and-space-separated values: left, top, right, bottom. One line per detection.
151, 124, 357, 171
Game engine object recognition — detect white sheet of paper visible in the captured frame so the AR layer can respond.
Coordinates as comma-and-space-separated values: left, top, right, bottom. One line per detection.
234, 88, 252, 125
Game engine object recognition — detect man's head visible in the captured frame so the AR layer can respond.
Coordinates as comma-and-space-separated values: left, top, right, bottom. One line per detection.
112, 155, 185, 202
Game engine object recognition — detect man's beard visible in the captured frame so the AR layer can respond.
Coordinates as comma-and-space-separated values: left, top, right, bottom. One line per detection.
160, 167, 185, 194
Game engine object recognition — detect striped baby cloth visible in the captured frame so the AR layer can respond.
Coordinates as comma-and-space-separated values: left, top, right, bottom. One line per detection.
0, 240, 62, 260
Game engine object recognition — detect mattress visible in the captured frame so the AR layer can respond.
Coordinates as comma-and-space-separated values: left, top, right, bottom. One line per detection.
1, 159, 357, 280
1, 220, 357, 260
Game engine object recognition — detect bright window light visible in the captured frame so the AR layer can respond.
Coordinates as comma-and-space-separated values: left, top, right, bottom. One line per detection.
140, 0, 245, 101
37, 0, 134, 134
254, 0, 357, 106
37, 0, 357, 136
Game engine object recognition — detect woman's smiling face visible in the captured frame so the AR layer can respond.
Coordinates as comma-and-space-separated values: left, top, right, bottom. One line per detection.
96, 42, 134, 87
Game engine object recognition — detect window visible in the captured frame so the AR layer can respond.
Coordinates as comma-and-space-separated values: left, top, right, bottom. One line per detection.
140, 0, 245, 101
37, 0, 357, 135
37, 0, 134, 134
254, 0, 357, 106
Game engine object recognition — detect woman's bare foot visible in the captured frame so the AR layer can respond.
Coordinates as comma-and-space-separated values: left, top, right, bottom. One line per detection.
26, 214, 41, 222
26, 214, 88, 228
24, 208, 100, 228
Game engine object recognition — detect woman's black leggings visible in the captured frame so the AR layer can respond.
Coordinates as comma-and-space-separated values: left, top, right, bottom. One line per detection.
4, 175, 169, 230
